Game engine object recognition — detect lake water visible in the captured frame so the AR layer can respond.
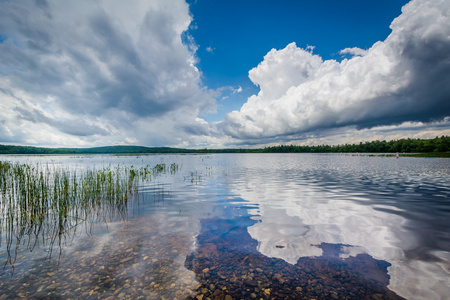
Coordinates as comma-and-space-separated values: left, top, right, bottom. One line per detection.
0, 153, 449, 299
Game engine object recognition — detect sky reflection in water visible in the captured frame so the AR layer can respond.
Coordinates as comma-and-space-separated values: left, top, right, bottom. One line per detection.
222, 154, 450, 299
0, 154, 449, 299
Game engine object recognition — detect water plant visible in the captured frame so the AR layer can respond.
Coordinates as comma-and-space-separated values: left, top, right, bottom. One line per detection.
0, 161, 178, 272
185, 171, 202, 184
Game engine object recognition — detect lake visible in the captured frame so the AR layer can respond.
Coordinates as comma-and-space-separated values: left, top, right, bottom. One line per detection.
0, 153, 449, 299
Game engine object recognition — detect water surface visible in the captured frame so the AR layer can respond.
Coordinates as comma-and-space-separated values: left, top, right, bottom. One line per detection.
0, 154, 449, 299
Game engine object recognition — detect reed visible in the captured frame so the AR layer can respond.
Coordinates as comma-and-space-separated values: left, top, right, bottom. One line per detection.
0, 161, 177, 271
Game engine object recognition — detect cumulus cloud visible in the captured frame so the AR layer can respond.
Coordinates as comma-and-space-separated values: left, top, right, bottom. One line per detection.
219, 0, 450, 142
0, 0, 215, 147
1, 0, 449, 148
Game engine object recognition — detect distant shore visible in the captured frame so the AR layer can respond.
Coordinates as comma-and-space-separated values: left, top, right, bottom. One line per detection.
1, 136, 449, 157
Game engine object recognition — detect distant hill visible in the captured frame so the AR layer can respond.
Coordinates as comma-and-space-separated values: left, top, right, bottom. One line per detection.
0, 145, 75, 155
0, 144, 254, 155
67, 145, 196, 154
0, 145, 197, 155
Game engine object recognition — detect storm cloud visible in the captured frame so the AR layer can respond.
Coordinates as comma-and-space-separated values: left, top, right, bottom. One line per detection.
1, 0, 449, 148
219, 0, 450, 142
0, 0, 215, 146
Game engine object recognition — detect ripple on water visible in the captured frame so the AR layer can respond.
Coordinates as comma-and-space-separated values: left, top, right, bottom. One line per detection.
0, 153, 449, 299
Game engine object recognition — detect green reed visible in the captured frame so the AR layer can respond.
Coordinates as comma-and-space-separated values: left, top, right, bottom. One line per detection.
0, 161, 176, 271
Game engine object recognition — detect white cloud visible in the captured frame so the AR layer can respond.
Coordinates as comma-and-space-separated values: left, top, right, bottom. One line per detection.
339, 47, 367, 57
232, 86, 243, 94
1, 0, 449, 149
247, 42, 324, 101
0, 0, 215, 147
219, 0, 450, 143
285, 119, 450, 147
210, 85, 243, 102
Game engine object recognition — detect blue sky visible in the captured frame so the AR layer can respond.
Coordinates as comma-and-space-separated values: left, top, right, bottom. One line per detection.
188, 0, 409, 121
0, 0, 449, 148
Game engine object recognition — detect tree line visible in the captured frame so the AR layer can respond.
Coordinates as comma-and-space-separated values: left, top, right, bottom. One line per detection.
262, 136, 450, 153
0, 136, 449, 155
0, 145, 75, 154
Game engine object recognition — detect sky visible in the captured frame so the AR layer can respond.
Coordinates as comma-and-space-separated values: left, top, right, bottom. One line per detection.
0, 0, 449, 149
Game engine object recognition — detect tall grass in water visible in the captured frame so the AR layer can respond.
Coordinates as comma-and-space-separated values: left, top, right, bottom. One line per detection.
0, 161, 175, 272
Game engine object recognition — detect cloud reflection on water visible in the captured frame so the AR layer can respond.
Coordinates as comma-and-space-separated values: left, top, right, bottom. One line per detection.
225, 155, 450, 300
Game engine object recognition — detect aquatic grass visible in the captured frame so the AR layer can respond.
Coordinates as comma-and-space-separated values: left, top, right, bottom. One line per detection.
0, 161, 178, 272
184, 167, 211, 184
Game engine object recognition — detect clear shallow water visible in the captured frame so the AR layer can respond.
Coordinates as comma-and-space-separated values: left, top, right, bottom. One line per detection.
0, 153, 449, 299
